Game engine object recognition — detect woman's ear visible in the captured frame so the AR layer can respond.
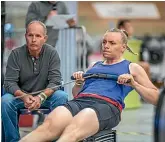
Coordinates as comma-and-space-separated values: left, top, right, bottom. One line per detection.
122, 44, 127, 53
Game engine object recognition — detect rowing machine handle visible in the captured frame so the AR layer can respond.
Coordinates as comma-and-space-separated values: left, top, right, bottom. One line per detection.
71, 73, 131, 83
71, 73, 90, 80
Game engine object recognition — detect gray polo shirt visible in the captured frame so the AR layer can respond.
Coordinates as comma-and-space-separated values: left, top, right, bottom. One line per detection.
4, 44, 62, 94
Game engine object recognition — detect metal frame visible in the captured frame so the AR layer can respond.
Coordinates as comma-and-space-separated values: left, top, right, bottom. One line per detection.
56, 26, 87, 99
19, 109, 50, 115
83, 130, 116, 142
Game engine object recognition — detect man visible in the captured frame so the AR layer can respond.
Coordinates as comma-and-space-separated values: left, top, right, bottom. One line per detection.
20, 28, 159, 142
2, 21, 68, 142
117, 19, 134, 39
117, 19, 150, 78
26, 1, 76, 47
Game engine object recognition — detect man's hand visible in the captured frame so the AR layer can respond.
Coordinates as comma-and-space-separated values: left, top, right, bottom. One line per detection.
27, 96, 41, 111
66, 18, 76, 27
21, 95, 35, 109
47, 10, 57, 19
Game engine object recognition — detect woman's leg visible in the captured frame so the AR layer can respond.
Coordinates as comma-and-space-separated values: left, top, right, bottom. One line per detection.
36, 90, 68, 126
57, 99, 121, 142
20, 106, 73, 142
57, 108, 99, 142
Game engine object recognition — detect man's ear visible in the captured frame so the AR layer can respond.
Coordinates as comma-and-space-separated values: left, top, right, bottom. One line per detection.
25, 33, 27, 39
44, 35, 48, 42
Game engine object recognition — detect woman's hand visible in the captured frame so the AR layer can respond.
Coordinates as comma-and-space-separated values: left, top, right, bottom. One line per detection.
72, 71, 85, 86
117, 73, 136, 87
73, 71, 84, 81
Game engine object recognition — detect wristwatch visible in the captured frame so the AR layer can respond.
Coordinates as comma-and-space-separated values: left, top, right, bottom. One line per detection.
40, 92, 48, 100
38, 94, 45, 104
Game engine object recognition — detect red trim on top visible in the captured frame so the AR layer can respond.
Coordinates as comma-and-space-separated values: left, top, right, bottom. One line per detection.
74, 93, 123, 112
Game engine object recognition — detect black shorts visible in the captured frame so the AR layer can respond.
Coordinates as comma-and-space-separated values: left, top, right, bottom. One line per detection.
63, 97, 121, 131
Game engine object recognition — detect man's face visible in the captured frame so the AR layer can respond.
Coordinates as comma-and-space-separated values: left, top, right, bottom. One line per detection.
25, 22, 47, 53
102, 32, 126, 59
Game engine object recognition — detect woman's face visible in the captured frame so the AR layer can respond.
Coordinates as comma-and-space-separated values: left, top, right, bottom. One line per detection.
102, 32, 126, 60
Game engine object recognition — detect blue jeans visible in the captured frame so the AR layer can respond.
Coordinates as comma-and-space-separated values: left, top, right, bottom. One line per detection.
1, 90, 68, 142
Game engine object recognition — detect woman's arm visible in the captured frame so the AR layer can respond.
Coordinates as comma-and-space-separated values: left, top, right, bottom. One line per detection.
72, 71, 85, 97
129, 63, 159, 105
72, 82, 84, 97
72, 62, 96, 97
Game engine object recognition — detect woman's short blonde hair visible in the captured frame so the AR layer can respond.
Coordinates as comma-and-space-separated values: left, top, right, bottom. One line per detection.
105, 28, 138, 55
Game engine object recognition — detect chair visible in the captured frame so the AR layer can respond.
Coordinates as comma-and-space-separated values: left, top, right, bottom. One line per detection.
19, 108, 51, 115
19, 108, 51, 127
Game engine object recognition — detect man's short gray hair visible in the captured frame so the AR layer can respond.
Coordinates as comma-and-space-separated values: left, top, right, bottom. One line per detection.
26, 20, 47, 35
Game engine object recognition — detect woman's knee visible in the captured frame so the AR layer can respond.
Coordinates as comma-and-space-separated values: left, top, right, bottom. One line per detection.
40, 114, 67, 139
36, 118, 56, 139
41, 117, 53, 129
61, 124, 79, 141
61, 108, 99, 140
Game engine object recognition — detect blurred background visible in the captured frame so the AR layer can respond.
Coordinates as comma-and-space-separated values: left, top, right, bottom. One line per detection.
2, 1, 165, 84
1, 1, 165, 142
